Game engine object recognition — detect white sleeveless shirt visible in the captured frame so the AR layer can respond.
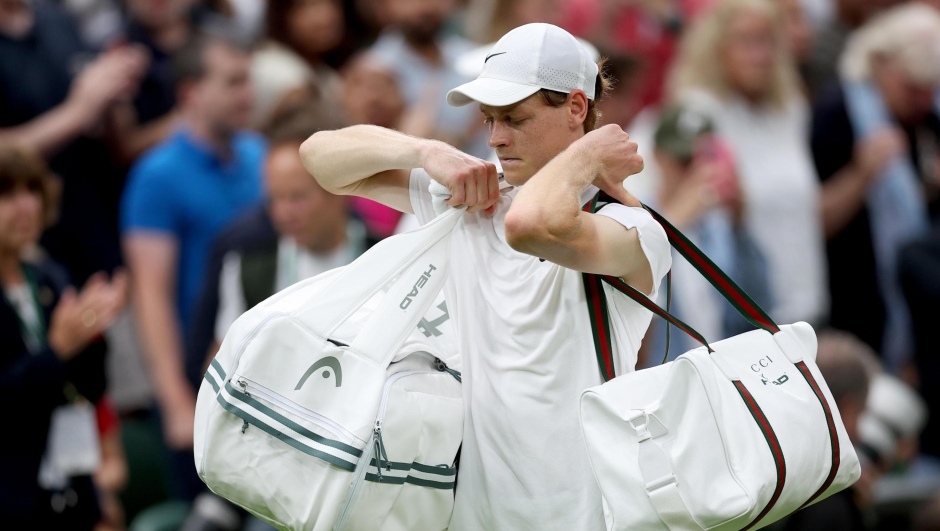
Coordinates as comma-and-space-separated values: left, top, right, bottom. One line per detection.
408, 169, 672, 530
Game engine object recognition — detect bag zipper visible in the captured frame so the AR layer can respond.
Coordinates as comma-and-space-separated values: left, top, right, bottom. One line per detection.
331, 368, 438, 531
414, 351, 462, 383
233, 375, 362, 445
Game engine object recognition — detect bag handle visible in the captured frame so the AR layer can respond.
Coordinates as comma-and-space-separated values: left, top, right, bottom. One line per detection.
582, 191, 780, 381
297, 206, 464, 369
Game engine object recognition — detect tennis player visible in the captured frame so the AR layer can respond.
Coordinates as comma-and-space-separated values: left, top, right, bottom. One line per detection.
301, 23, 671, 531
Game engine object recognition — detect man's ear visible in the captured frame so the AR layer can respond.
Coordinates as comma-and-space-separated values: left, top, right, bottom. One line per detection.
568, 90, 589, 131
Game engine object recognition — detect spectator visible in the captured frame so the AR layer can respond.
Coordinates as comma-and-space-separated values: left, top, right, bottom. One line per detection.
668, 0, 828, 326
210, 103, 372, 359
339, 52, 408, 239
779, 0, 814, 84
109, 0, 234, 161
596, 52, 646, 130
862, 372, 928, 469
340, 53, 406, 130
0, 0, 148, 284
0, 145, 127, 529
810, 3, 940, 367
121, 33, 264, 500
646, 106, 772, 361
251, 0, 345, 126
368, 0, 484, 156
561, 0, 714, 108
803, 0, 878, 100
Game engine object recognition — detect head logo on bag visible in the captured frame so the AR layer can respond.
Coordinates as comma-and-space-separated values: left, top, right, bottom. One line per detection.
400, 264, 437, 310
295, 356, 343, 389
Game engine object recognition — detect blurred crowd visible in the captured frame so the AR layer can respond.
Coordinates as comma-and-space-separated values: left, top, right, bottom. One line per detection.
1, 0, 940, 529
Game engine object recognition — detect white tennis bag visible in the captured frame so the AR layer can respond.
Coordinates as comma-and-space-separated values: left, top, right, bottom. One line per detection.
578, 197, 861, 531
194, 207, 465, 531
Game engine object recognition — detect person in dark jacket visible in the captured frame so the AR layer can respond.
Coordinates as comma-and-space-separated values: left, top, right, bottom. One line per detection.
0, 146, 127, 529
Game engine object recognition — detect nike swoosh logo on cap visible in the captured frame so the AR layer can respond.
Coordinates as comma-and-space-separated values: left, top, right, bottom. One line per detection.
484, 52, 506, 63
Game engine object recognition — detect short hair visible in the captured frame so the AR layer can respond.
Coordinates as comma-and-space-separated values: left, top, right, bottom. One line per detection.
0, 145, 59, 227
536, 58, 613, 132
814, 330, 875, 404
262, 89, 347, 148
667, 0, 800, 107
840, 2, 940, 85
172, 30, 249, 88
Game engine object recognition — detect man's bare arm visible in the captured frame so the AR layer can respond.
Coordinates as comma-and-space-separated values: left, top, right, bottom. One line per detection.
299, 124, 499, 213
123, 233, 195, 449
0, 47, 148, 157
505, 124, 654, 294
0, 101, 94, 157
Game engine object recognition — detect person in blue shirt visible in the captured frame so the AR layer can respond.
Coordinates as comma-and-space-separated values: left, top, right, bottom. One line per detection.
120, 31, 264, 500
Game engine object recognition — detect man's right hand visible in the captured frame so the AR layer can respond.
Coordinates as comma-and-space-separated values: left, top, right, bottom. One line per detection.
67, 46, 149, 126
580, 124, 644, 207
421, 142, 500, 214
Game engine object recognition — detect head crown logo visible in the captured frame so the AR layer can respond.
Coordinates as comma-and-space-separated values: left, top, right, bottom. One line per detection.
296, 356, 343, 389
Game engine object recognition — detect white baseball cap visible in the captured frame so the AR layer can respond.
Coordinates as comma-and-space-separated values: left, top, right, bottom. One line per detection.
446, 23, 599, 108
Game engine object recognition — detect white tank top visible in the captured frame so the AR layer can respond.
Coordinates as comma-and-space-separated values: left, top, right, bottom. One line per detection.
408, 169, 672, 530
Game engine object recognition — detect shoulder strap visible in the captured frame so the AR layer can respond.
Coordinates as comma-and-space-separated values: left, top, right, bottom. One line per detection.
582, 191, 780, 381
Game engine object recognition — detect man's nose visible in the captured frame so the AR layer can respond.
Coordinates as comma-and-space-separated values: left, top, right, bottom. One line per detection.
488, 122, 510, 148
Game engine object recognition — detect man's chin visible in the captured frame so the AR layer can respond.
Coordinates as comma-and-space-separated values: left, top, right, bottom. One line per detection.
502, 167, 533, 187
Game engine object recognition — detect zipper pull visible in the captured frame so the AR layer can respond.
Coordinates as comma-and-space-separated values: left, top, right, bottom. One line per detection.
435, 358, 462, 383
241, 420, 249, 434
237, 379, 250, 397
377, 431, 391, 471
373, 421, 385, 480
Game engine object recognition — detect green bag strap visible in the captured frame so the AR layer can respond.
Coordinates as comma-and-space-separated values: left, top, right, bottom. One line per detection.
582, 191, 780, 381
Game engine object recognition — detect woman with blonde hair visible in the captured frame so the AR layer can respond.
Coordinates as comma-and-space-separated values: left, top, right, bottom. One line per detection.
666, 0, 827, 326
810, 3, 940, 367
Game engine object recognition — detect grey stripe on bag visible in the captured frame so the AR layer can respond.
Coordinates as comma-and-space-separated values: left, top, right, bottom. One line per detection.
365, 459, 457, 489
204, 373, 221, 394
224, 381, 362, 457
211, 359, 227, 380
216, 394, 358, 472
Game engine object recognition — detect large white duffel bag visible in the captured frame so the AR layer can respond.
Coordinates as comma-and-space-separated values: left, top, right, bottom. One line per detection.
578, 195, 861, 531
194, 207, 465, 531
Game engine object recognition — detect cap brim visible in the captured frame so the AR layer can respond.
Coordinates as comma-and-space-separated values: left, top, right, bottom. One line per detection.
446, 77, 542, 107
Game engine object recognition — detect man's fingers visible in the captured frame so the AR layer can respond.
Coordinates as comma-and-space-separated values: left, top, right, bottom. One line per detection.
465, 176, 481, 213
475, 169, 490, 210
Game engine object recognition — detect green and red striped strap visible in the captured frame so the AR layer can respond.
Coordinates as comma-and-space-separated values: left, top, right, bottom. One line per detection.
734, 380, 787, 529
640, 202, 779, 335
582, 191, 779, 380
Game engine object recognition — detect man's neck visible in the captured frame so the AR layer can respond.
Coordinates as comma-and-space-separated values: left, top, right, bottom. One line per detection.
184, 116, 234, 159
303, 220, 348, 255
